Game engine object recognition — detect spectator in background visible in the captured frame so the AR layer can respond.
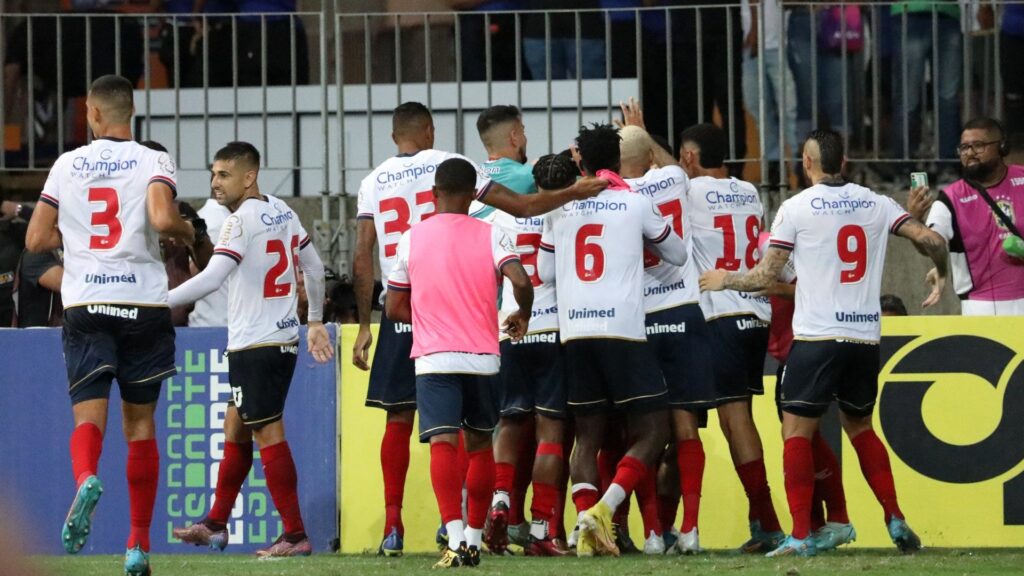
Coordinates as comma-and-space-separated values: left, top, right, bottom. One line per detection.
154, 0, 203, 88
599, 0, 641, 79
998, 3, 1024, 153
373, 0, 457, 83
522, 0, 606, 80
13, 248, 63, 328
880, 294, 908, 317
907, 118, 1024, 315
741, 0, 797, 189
890, 1, 962, 166
0, 201, 29, 326
236, 0, 309, 86
453, 0, 526, 82
327, 277, 358, 324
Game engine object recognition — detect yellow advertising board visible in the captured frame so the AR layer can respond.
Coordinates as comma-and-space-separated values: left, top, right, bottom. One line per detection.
339, 317, 1024, 552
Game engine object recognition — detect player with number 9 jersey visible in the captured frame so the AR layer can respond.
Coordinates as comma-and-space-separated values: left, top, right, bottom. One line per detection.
769, 182, 911, 343
40, 136, 177, 308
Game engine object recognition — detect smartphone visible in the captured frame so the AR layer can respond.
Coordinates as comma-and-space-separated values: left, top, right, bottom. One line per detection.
911, 172, 937, 202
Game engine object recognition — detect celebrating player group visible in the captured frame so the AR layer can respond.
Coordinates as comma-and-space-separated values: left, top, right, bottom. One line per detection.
352, 97, 948, 568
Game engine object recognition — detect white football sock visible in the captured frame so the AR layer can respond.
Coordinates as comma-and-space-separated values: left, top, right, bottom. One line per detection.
445, 520, 465, 552
600, 483, 626, 512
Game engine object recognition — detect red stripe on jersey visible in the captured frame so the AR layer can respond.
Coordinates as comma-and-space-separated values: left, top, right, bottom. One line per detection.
475, 180, 494, 201
539, 242, 555, 252
356, 213, 374, 220
299, 235, 311, 249
214, 248, 242, 262
387, 281, 411, 291
149, 176, 178, 196
40, 193, 59, 208
769, 238, 794, 250
497, 255, 521, 269
651, 225, 672, 243
890, 213, 912, 234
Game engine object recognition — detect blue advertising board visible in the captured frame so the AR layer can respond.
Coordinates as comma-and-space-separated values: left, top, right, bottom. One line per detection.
0, 325, 337, 555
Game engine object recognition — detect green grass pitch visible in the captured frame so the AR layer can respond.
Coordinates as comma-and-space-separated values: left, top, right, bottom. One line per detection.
34, 549, 1024, 575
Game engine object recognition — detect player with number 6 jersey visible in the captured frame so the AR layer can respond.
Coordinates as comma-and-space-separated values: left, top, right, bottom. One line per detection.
168, 142, 334, 559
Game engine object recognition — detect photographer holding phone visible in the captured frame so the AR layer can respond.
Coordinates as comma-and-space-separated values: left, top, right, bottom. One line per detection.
907, 117, 1024, 316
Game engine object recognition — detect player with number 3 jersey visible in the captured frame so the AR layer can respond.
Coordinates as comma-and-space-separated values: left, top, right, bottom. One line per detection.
168, 142, 334, 559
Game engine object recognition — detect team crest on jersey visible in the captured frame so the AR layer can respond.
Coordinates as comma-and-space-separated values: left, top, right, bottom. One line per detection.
219, 215, 243, 245
158, 153, 176, 176
995, 200, 1016, 230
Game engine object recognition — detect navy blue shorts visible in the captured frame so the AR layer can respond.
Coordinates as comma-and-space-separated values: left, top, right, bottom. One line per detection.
564, 338, 668, 415
645, 304, 717, 411
707, 314, 770, 405
63, 304, 176, 405
416, 372, 499, 442
228, 343, 298, 427
779, 339, 880, 418
498, 331, 567, 419
365, 311, 416, 412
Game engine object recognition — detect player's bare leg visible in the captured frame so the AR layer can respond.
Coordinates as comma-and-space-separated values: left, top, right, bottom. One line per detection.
666, 408, 705, 554
252, 419, 311, 558
569, 412, 608, 556
486, 414, 526, 553
524, 414, 568, 556
718, 399, 784, 552
173, 405, 250, 551
64, 399, 108, 554
122, 401, 159, 575
379, 409, 414, 555
840, 413, 919, 553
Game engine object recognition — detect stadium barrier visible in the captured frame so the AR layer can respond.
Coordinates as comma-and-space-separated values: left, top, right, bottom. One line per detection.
0, 325, 338, 555
339, 317, 1024, 552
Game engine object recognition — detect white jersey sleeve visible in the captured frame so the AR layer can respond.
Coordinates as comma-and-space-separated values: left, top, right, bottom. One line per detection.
492, 225, 521, 270
387, 232, 412, 292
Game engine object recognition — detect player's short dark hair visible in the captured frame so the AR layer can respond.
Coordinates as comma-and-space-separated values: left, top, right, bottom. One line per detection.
576, 123, 621, 174
880, 294, 908, 316
88, 74, 134, 123
806, 128, 844, 174
962, 117, 1005, 141
533, 154, 578, 190
679, 123, 727, 168
214, 141, 261, 170
477, 105, 521, 137
140, 140, 167, 153
434, 158, 477, 195
393, 101, 433, 138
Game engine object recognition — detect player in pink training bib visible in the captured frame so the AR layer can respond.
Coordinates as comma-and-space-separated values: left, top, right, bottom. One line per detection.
385, 158, 534, 568
701, 129, 948, 558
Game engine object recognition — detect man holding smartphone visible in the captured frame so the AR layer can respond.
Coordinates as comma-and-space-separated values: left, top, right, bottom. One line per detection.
908, 117, 1024, 315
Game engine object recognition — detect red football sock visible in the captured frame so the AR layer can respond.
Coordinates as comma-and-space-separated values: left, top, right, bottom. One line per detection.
70, 423, 103, 487
466, 448, 495, 530
431, 442, 464, 525
812, 432, 849, 524
735, 457, 782, 532
530, 482, 559, 529
456, 433, 470, 486
126, 439, 159, 552
636, 465, 661, 537
208, 441, 254, 525
380, 421, 412, 536
811, 487, 827, 531
850, 430, 903, 523
494, 462, 516, 496
783, 437, 815, 540
658, 494, 679, 535
261, 442, 305, 536
510, 430, 535, 525
611, 455, 647, 496
677, 439, 705, 533
571, 484, 599, 514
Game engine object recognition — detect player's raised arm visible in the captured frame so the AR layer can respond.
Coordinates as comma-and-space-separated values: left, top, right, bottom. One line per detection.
896, 217, 949, 308
479, 177, 608, 218
297, 236, 334, 363
352, 218, 377, 370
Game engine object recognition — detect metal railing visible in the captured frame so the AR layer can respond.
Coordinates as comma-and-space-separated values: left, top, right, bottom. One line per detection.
0, 2, 1016, 275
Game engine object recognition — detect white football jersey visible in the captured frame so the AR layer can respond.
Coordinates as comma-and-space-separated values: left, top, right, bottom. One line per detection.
625, 165, 701, 313
539, 188, 678, 342
487, 209, 558, 337
686, 176, 771, 321
213, 194, 310, 351
39, 138, 176, 308
356, 149, 492, 292
769, 182, 911, 342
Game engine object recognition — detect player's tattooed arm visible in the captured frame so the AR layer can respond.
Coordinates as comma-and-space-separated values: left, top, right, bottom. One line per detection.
699, 246, 791, 293
352, 218, 377, 370
897, 217, 949, 307
480, 177, 609, 217
501, 260, 534, 342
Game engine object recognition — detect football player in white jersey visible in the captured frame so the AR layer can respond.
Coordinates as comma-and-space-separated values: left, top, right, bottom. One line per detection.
351, 102, 607, 556
25, 75, 196, 576
617, 120, 715, 555
701, 129, 948, 557
538, 124, 686, 557
166, 142, 334, 558
678, 123, 785, 553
